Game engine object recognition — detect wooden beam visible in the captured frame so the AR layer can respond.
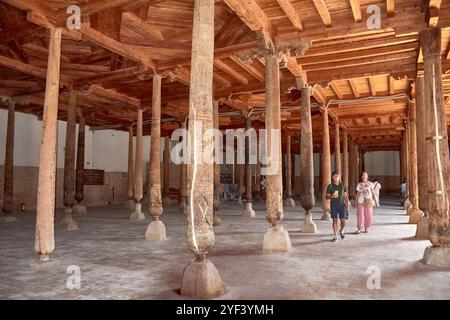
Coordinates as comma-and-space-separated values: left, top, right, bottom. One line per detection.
229, 55, 264, 82
349, 0, 362, 23
276, 0, 303, 31
369, 77, 377, 96
312, 84, 327, 105
330, 82, 344, 99
427, 0, 443, 27
222, 0, 275, 35
214, 59, 248, 85
389, 76, 395, 95
312, 0, 332, 27
387, 0, 395, 18
86, 85, 141, 107
122, 11, 164, 41
349, 79, 360, 98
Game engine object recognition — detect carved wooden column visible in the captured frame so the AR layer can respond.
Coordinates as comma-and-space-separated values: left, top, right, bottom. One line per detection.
262, 51, 291, 252
61, 88, 78, 230
299, 84, 317, 233
145, 74, 166, 240
2, 100, 16, 222
403, 124, 411, 210
255, 160, 261, 200
163, 136, 171, 205
284, 134, 295, 207
420, 28, 450, 266
130, 108, 145, 221
179, 120, 188, 214
34, 27, 62, 262
348, 139, 357, 201
334, 123, 341, 174
243, 117, 256, 217
73, 115, 86, 215
321, 108, 331, 221
125, 125, 135, 211
408, 99, 424, 223
213, 101, 223, 226
415, 76, 430, 238
180, 0, 225, 299
343, 128, 349, 188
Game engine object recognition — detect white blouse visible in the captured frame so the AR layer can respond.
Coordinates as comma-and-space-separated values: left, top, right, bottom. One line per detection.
357, 181, 375, 204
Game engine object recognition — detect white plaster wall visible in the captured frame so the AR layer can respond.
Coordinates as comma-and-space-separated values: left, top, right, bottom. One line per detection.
365, 151, 400, 176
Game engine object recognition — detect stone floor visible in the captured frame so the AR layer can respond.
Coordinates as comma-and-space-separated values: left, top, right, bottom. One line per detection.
0, 197, 449, 300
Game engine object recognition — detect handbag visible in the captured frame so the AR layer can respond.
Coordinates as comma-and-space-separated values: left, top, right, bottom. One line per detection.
364, 198, 375, 208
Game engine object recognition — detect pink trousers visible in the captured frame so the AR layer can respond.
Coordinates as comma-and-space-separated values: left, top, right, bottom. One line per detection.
356, 203, 373, 231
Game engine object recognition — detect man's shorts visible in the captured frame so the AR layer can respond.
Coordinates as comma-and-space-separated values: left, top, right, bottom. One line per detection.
331, 205, 348, 219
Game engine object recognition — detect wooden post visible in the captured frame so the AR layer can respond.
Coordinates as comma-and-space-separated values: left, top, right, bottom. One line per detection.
213, 101, 223, 225
408, 99, 424, 223
73, 116, 86, 215
299, 85, 317, 233
237, 150, 244, 205
420, 28, 450, 258
321, 108, 331, 221
262, 51, 292, 252
61, 88, 78, 230
163, 136, 171, 204
255, 156, 261, 200
348, 139, 357, 201
130, 108, 145, 221
291, 145, 296, 197
125, 125, 135, 211
343, 128, 349, 188
34, 27, 62, 262
145, 74, 166, 240
2, 100, 16, 221
243, 117, 256, 217
179, 120, 188, 214
334, 123, 341, 174
285, 134, 295, 207
180, 0, 225, 299
403, 123, 411, 210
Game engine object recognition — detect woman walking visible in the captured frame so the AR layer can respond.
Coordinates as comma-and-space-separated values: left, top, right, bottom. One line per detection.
356, 172, 376, 233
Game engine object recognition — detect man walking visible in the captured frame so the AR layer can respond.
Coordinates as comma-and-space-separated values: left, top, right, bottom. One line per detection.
326, 172, 350, 241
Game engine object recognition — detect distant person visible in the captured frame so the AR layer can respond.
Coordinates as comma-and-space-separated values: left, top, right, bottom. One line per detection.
373, 178, 382, 207
326, 172, 350, 241
356, 172, 376, 233
400, 178, 407, 206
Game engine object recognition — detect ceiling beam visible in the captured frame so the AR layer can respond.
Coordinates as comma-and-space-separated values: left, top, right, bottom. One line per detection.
222, 0, 275, 35
427, 0, 443, 27
387, 0, 395, 18
349, 79, 360, 98
330, 82, 344, 99
312, 0, 332, 27
349, 0, 362, 23
229, 56, 264, 82
276, 0, 303, 31
369, 77, 377, 96
214, 59, 249, 85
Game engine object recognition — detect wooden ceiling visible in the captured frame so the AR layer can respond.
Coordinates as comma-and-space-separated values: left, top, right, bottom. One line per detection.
0, 0, 450, 152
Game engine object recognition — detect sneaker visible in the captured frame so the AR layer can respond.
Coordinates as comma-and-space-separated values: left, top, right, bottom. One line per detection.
340, 231, 345, 239
355, 229, 361, 234
363, 229, 369, 233
331, 235, 337, 242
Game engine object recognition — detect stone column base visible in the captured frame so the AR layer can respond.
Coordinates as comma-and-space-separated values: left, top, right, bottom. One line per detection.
284, 198, 295, 207
145, 219, 167, 241
408, 208, 424, 224
242, 202, 255, 218
415, 217, 430, 239
61, 209, 78, 230
213, 215, 223, 227
423, 246, 450, 267
263, 226, 292, 253
124, 199, 136, 212
301, 212, 317, 233
130, 203, 145, 221
180, 256, 226, 299
73, 204, 87, 215
321, 211, 330, 221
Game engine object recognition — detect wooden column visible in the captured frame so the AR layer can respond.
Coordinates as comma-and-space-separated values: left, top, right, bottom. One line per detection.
284, 134, 295, 206
421, 27, 450, 254
318, 150, 322, 198
163, 136, 170, 204
213, 101, 223, 225
2, 100, 15, 221
334, 123, 341, 174
243, 117, 256, 217
343, 128, 349, 188
408, 99, 424, 223
181, 0, 225, 299
125, 125, 135, 211
237, 152, 244, 205
348, 139, 357, 201
34, 27, 62, 262
321, 108, 331, 220
416, 77, 428, 213
61, 88, 78, 230
359, 149, 366, 174
145, 74, 166, 240
299, 85, 317, 233
73, 116, 86, 215
255, 152, 261, 200
130, 108, 145, 221
291, 147, 296, 197
262, 50, 291, 252
403, 123, 411, 210
179, 120, 188, 214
